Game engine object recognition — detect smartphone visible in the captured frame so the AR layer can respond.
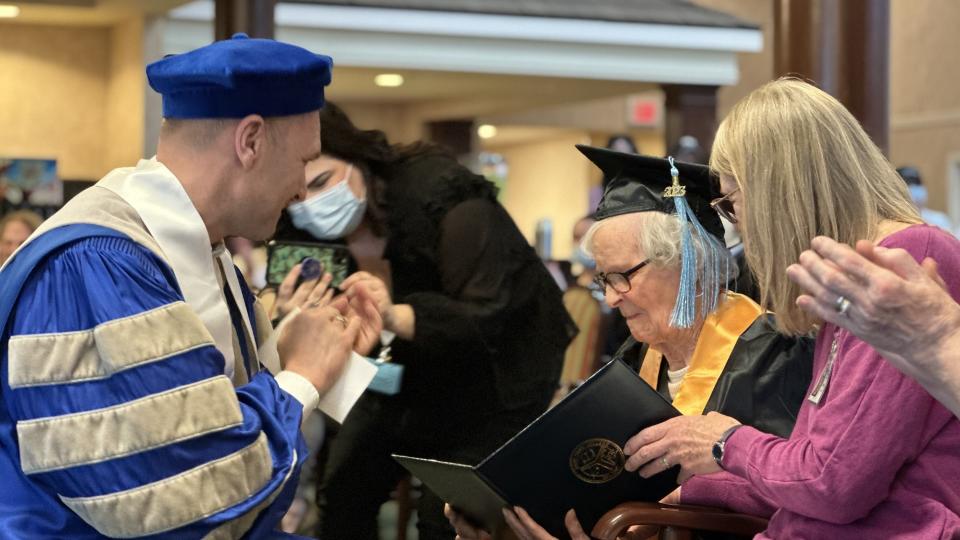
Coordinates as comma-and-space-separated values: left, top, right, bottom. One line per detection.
266, 240, 351, 289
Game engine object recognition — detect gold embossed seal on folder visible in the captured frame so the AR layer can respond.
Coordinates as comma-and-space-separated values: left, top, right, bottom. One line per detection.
569, 438, 625, 484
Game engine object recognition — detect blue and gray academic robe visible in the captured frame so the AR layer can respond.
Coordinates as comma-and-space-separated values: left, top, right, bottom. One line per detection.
0, 160, 317, 539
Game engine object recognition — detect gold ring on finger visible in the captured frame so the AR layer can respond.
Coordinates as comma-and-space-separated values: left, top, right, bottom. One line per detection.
334, 314, 348, 328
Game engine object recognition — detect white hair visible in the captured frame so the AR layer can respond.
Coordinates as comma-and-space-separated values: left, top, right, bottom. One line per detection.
581, 211, 734, 307
581, 211, 690, 268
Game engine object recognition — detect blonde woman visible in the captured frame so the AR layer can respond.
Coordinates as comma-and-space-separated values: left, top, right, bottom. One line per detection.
626, 79, 960, 538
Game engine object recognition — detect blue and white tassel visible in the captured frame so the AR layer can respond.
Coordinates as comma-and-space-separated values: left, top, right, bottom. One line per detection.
664, 157, 731, 328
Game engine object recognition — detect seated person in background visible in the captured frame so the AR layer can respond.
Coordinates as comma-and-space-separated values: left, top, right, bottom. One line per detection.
0, 209, 42, 266
570, 214, 598, 289
447, 145, 813, 540
897, 165, 956, 234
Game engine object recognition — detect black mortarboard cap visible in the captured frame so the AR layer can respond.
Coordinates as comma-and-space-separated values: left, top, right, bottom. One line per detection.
577, 144, 724, 242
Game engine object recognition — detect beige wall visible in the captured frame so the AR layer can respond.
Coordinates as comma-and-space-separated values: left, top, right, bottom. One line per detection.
0, 20, 144, 182
693, 0, 775, 118
338, 102, 424, 145
486, 132, 593, 258
889, 0, 960, 215
0, 23, 109, 179
104, 17, 146, 172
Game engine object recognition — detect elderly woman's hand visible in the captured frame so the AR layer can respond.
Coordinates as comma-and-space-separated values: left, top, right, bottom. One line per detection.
443, 504, 491, 540
787, 236, 960, 416
504, 507, 590, 540
623, 412, 740, 483
443, 505, 591, 540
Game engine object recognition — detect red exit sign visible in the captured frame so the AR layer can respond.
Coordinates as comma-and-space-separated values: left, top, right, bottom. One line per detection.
627, 95, 663, 127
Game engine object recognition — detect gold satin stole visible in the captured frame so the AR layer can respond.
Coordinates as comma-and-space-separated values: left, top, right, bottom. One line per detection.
638, 292, 763, 415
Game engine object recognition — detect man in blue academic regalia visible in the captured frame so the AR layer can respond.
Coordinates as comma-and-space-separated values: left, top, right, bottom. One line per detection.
0, 34, 375, 538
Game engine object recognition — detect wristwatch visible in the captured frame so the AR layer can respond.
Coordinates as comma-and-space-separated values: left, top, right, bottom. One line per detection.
711, 424, 743, 468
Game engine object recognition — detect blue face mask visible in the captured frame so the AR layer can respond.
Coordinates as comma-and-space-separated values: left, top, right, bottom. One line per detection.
571, 245, 596, 269
909, 185, 928, 208
287, 165, 367, 240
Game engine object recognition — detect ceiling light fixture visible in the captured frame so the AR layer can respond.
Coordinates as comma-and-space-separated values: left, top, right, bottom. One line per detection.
0, 5, 21, 18
477, 124, 498, 139
374, 73, 404, 87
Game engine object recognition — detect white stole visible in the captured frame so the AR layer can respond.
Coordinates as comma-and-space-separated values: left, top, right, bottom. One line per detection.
99, 158, 261, 382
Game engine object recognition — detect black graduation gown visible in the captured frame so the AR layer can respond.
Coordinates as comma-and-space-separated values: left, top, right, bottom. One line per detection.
616, 313, 813, 439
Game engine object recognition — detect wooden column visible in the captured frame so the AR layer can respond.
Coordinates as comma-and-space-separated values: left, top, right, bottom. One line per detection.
843, 0, 890, 155
427, 119, 474, 158
662, 84, 719, 158
215, 0, 276, 40
774, 0, 890, 154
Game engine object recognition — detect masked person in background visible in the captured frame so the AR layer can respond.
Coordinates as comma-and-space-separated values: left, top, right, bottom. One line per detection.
897, 166, 956, 234
271, 103, 577, 539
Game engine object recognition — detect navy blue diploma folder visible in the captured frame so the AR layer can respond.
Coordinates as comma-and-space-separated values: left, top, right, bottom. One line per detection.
393, 359, 681, 539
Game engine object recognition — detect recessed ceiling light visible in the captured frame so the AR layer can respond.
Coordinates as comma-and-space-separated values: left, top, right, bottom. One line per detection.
0, 5, 21, 18
374, 73, 404, 87
477, 124, 498, 139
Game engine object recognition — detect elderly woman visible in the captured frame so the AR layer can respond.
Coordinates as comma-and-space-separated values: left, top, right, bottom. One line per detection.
623, 79, 960, 538
576, 146, 811, 437
447, 145, 813, 539
790, 235, 960, 418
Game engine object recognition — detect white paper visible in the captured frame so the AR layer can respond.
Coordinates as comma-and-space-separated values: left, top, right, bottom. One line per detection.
318, 351, 377, 423
263, 307, 377, 422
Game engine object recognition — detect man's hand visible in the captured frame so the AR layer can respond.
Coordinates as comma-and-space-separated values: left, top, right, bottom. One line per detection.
277, 297, 359, 393
624, 412, 739, 483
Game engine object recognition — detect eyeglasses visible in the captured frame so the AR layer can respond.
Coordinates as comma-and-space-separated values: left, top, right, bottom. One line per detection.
593, 259, 650, 294
710, 187, 740, 224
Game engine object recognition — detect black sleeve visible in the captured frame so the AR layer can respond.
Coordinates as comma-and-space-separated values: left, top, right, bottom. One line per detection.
402, 197, 529, 358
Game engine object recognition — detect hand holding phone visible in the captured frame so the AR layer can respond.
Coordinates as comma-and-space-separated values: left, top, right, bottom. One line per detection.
272, 259, 336, 320
266, 240, 350, 288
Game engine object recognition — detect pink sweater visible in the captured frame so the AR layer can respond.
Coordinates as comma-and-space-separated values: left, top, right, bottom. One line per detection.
682, 225, 960, 539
